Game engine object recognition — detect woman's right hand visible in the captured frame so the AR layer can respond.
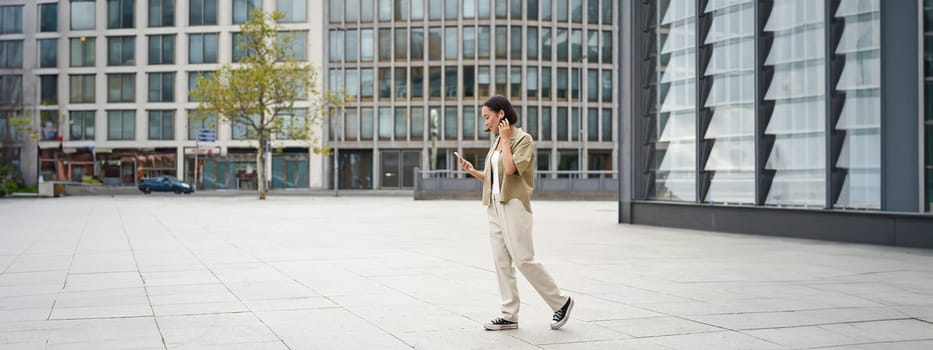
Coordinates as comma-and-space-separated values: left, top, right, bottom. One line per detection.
459, 157, 474, 173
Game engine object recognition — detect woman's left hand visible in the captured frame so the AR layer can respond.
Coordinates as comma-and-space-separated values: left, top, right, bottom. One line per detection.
499, 118, 511, 140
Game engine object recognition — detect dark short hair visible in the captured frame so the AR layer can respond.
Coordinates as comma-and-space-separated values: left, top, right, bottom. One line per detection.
482, 95, 518, 125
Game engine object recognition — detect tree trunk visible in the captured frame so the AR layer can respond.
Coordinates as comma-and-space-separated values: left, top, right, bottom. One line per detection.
257, 139, 266, 200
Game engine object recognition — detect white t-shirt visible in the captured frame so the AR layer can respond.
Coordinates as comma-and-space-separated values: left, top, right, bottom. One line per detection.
491, 150, 501, 195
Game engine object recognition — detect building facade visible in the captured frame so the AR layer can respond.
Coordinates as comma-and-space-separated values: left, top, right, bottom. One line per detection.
324, 0, 618, 189
0, 0, 328, 190
617, 0, 933, 248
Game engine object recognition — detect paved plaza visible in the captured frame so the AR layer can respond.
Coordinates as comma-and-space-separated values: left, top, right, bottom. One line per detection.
1, 195, 933, 349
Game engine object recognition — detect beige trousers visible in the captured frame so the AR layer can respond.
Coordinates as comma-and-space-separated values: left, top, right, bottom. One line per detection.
488, 196, 567, 322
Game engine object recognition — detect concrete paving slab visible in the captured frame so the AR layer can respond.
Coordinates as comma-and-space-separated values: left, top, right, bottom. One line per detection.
1, 196, 932, 349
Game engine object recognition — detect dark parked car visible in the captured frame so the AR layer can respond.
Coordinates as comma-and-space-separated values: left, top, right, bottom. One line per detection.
139, 176, 194, 194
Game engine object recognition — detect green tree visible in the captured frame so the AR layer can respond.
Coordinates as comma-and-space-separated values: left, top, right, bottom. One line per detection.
189, 9, 347, 200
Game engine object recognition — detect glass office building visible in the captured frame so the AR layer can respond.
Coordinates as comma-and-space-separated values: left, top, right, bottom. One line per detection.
325, 0, 617, 189
618, 0, 933, 248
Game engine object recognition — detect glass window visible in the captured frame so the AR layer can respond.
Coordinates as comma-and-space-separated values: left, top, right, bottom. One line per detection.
379, 0, 392, 21
188, 71, 210, 102
108, 0, 134, 29
587, 108, 598, 141
602, 70, 612, 102
39, 3, 57, 32
69, 74, 95, 103
446, 0, 458, 19
40, 75, 58, 105
602, 31, 612, 63
648, 0, 697, 202
148, 72, 175, 102
378, 107, 392, 140
396, 0, 409, 21
541, 107, 552, 141
526, 107, 538, 139
587, 0, 598, 24
587, 69, 598, 101
361, 68, 374, 100
411, 107, 424, 139
0, 41, 22, 68
510, 67, 521, 99
429, 0, 442, 20
511, 0, 522, 19
345, 108, 359, 140
571, 29, 583, 61
187, 112, 216, 140
362, 29, 375, 61
408, 29, 423, 60
430, 66, 441, 98
463, 27, 475, 59
541, 0, 551, 20
557, 0, 568, 21
602, 108, 611, 141
444, 107, 457, 139
395, 108, 407, 139
527, 67, 538, 99
361, 108, 374, 140
233, 0, 260, 24
464, 66, 475, 98
445, 67, 457, 98
833, 0, 881, 209
571, 68, 579, 99
278, 0, 306, 22
411, 0, 423, 20
39, 39, 57, 68
557, 107, 568, 140
478, 26, 491, 59
602, 0, 612, 24
107, 36, 135, 66
379, 68, 391, 99
233, 32, 253, 62
571, 108, 580, 141
528, 28, 538, 59
542, 28, 552, 60
39, 111, 59, 141
190, 0, 218, 25
147, 35, 175, 65
70, 37, 96, 67
588, 30, 599, 61
395, 67, 407, 99
283, 31, 308, 61
411, 67, 424, 98
328, 68, 341, 94
557, 29, 568, 61
511, 26, 522, 59
571, 0, 582, 23
342, 69, 358, 100
394, 29, 407, 60
149, 0, 174, 27
429, 27, 442, 60
478, 66, 490, 97
556, 68, 567, 99
495, 26, 507, 59
108, 110, 135, 140
188, 33, 217, 64
463, 106, 476, 139
478, 0, 490, 18
495, 66, 507, 96
69, 111, 95, 140
558, 150, 579, 172
762, 0, 826, 207
495, 0, 507, 19
0, 6, 22, 34
71, 1, 95, 30
379, 29, 392, 60
107, 73, 135, 102
541, 67, 551, 99
464, 0, 475, 18
329, 0, 343, 23
445, 27, 458, 60
329, 30, 343, 62
148, 110, 174, 140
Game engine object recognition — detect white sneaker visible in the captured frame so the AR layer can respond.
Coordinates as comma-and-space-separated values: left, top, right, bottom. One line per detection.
484, 317, 518, 330
550, 297, 574, 330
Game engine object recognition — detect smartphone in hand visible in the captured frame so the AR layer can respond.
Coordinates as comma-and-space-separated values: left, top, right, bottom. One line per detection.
454, 151, 463, 159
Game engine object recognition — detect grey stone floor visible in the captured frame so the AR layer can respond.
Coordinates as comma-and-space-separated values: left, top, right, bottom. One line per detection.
1, 195, 933, 349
